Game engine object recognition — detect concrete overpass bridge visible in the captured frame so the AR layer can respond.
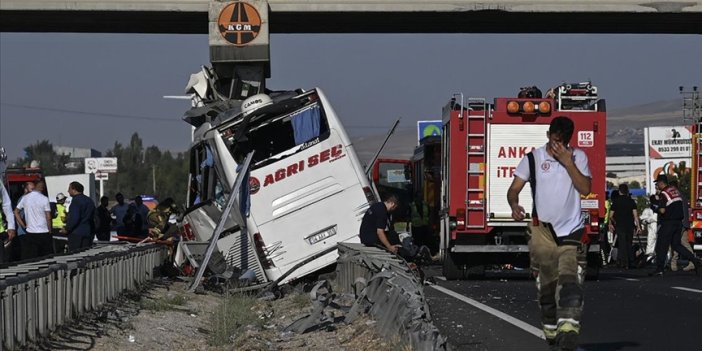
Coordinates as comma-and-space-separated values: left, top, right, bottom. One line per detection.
1, 1, 701, 34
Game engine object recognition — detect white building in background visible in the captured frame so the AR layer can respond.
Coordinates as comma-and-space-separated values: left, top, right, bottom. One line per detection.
606, 155, 646, 187
53, 146, 101, 170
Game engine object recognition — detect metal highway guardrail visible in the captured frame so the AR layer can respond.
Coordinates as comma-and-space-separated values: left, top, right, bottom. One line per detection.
0, 243, 167, 350
335, 243, 450, 350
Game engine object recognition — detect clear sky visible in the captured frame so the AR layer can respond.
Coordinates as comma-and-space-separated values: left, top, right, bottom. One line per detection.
1, 33, 701, 161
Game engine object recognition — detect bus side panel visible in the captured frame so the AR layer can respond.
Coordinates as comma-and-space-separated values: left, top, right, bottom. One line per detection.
249, 132, 370, 283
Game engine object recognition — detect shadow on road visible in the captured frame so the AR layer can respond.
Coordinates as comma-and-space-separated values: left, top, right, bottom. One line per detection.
579, 341, 640, 351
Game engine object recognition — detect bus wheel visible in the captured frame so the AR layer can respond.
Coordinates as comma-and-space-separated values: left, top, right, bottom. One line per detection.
443, 252, 463, 280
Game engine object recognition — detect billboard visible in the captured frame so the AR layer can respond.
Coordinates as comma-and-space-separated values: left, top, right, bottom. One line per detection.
644, 126, 692, 159
85, 157, 118, 174
644, 126, 693, 193
645, 157, 692, 193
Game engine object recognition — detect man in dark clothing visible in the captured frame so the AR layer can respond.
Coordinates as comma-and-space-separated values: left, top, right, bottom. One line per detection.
359, 194, 401, 254
95, 196, 112, 241
608, 183, 640, 269
650, 174, 701, 276
63, 181, 96, 251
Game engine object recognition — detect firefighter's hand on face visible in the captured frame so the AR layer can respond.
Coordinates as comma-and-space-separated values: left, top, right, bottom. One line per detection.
548, 141, 574, 166
511, 204, 526, 221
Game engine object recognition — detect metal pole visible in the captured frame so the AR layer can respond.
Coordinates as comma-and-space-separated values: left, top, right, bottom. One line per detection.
188, 151, 254, 293
364, 118, 401, 176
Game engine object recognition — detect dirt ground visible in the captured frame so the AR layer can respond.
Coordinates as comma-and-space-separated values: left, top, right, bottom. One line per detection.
33, 278, 405, 351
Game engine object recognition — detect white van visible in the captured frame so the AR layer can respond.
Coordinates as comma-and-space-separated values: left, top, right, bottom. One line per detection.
181, 88, 375, 284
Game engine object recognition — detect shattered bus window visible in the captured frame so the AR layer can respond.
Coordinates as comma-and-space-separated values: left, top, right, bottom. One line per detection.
220, 98, 330, 169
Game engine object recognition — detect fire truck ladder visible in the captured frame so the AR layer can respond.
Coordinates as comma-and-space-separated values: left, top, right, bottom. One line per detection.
695, 123, 702, 204
465, 97, 488, 229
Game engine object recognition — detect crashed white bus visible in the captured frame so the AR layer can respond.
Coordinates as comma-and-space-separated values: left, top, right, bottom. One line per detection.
181, 88, 375, 284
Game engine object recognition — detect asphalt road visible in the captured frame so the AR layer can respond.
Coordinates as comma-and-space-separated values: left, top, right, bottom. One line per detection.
423, 266, 702, 351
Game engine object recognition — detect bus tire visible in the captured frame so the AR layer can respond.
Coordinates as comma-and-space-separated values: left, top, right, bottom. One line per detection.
443, 252, 463, 280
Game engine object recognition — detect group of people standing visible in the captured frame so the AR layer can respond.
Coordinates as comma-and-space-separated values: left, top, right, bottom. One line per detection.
605, 175, 700, 275
0, 180, 95, 262
105, 193, 179, 241
1, 179, 181, 263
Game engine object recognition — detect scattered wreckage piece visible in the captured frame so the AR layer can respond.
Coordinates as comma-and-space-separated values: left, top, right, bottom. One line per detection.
279, 243, 450, 350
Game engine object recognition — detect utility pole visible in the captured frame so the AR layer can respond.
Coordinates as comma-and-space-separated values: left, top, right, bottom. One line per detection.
152, 165, 156, 194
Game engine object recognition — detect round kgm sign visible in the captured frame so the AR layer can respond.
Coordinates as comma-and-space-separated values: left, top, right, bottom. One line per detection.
217, 2, 262, 46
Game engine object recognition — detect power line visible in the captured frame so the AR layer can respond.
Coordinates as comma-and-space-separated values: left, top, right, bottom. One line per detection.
344, 125, 414, 130
0, 102, 182, 123
1, 102, 419, 129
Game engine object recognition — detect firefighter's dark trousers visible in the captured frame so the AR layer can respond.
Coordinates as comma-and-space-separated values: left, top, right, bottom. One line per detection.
528, 223, 586, 344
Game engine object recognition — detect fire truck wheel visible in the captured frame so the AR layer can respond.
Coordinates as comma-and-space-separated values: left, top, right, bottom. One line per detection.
466, 265, 486, 279
585, 252, 601, 280
443, 252, 463, 280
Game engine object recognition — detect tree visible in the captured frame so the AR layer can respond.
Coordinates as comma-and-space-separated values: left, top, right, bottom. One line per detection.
18, 140, 71, 176
103, 133, 188, 207
674, 161, 691, 200
18, 134, 189, 208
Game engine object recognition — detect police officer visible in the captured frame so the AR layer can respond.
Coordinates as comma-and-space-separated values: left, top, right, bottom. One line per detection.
650, 174, 700, 276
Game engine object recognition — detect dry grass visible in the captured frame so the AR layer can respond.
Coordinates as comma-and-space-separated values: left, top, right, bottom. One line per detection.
140, 293, 188, 312
208, 292, 262, 346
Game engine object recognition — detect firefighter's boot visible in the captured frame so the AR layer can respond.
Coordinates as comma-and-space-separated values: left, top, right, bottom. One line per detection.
555, 320, 580, 351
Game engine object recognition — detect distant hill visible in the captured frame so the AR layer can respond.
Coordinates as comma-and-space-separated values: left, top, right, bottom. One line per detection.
352, 99, 684, 163
606, 98, 684, 145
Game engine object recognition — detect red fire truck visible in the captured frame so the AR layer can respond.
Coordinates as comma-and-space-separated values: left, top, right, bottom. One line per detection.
370, 140, 443, 251
3, 166, 44, 208
687, 124, 702, 254
440, 83, 607, 279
